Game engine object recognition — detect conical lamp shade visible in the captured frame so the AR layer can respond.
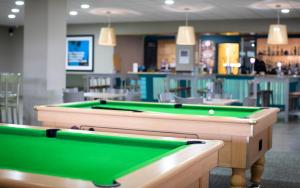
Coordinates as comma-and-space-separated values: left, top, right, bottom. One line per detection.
176, 26, 196, 45
98, 27, 116, 46
267, 24, 288, 45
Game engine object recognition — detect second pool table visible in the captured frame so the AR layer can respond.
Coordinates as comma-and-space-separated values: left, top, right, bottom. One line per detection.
36, 100, 279, 188
0, 124, 222, 188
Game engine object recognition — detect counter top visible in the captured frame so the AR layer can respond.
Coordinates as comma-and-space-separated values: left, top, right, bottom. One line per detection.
127, 72, 300, 79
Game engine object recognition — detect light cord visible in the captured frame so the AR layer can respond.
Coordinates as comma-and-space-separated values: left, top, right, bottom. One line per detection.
106, 11, 111, 27
184, 8, 190, 26
185, 12, 188, 26
276, 4, 281, 24
277, 9, 280, 24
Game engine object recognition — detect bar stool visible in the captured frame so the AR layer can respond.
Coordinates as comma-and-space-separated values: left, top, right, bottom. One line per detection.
244, 81, 258, 107
257, 90, 274, 107
213, 79, 224, 96
122, 76, 139, 92
289, 92, 300, 111
248, 80, 255, 97
197, 88, 207, 98
169, 80, 191, 98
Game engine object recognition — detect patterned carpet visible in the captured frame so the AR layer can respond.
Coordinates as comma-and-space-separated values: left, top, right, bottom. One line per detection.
210, 151, 300, 188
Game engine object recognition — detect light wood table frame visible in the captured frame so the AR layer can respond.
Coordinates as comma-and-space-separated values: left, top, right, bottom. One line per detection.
35, 101, 279, 188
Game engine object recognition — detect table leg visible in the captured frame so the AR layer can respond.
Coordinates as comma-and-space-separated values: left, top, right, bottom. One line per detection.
230, 168, 246, 188
284, 79, 289, 123
186, 173, 209, 188
250, 156, 265, 187
199, 172, 209, 188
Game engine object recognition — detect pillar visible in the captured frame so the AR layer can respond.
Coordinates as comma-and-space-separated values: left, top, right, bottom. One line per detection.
23, 0, 66, 124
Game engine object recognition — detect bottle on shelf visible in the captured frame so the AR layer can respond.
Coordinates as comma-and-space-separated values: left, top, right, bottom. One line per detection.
288, 63, 292, 75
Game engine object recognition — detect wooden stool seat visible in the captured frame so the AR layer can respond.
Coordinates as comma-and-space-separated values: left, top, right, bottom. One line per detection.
289, 92, 300, 111
290, 92, 300, 97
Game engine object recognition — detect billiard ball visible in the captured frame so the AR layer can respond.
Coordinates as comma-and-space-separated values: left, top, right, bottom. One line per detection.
208, 109, 215, 115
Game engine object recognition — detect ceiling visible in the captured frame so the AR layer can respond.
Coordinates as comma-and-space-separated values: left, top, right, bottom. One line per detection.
0, 0, 300, 26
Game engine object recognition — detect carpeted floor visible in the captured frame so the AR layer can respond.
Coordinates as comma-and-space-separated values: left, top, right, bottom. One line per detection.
210, 151, 300, 188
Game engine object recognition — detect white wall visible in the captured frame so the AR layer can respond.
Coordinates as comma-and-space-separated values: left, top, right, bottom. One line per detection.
67, 24, 114, 74
9, 27, 23, 74
0, 26, 23, 73
0, 26, 10, 72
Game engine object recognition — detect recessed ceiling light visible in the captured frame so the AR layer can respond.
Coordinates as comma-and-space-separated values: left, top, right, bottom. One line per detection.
69, 11, 78, 16
251, 43, 255, 47
81, 4, 90, 9
164, 0, 175, 5
8, 14, 16, 19
281, 9, 290, 14
15, 1, 24, 6
11, 8, 20, 13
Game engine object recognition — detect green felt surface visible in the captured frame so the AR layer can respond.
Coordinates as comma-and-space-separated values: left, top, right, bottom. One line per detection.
61, 101, 261, 118
0, 126, 187, 186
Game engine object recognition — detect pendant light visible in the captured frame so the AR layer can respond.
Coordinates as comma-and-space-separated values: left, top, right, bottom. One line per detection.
267, 5, 288, 45
176, 8, 196, 45
99, 11, 116, 46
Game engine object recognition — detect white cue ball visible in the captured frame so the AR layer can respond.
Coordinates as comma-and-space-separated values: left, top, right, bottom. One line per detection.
208, 109, 215, 115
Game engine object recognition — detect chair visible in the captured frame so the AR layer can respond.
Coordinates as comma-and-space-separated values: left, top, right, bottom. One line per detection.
243, 97, 257, 107
158, 92, 175, 103
63, 88, 84, 103
213, 79, 224, 95
0, 73, 21, 124
174, 96, 204, 104
107, 88, 130, 100
122, 76, 140, 92
124, 91, 141, 101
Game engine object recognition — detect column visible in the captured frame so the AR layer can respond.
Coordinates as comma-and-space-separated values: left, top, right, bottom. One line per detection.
23, 0, 67, 124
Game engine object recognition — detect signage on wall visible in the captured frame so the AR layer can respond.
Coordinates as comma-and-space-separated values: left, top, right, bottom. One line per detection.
178, 49, 190, 64
66, 35, 94, 71
199, 40, 216, 68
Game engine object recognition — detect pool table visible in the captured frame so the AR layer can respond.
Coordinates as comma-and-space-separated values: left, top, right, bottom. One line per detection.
0, 124, 223, 188
36, 100, 280, 188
